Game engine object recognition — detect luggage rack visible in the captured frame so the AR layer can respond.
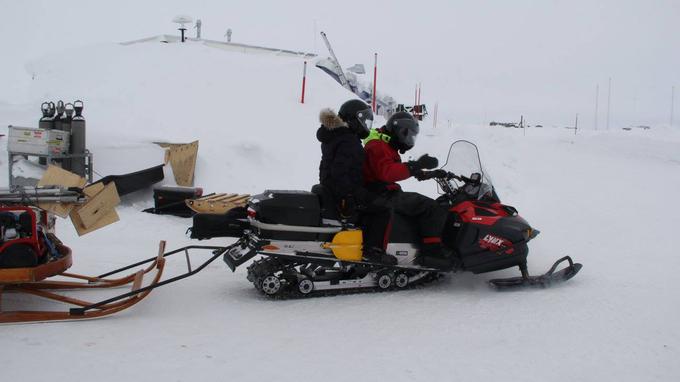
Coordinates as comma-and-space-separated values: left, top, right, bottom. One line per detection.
8, 150, 94, 186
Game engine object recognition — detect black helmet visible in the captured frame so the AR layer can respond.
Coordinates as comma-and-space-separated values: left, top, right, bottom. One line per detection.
338, 99, 373, 139
384, 111, 419, 152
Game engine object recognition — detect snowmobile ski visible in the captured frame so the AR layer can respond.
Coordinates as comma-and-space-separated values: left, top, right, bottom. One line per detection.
488, 256, 582, 289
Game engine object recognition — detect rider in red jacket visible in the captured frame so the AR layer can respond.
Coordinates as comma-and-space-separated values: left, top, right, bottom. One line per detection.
363, 112, 449, 264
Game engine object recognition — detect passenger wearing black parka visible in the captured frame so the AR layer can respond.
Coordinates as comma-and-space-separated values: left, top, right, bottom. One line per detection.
316, 99, 396, 265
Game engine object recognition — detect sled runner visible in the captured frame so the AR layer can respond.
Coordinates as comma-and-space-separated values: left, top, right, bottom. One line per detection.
0, 242, 165, 323
0, 241, 227, 324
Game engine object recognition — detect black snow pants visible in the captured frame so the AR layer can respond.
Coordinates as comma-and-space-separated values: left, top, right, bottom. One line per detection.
359, 202, 392, 251
378, 190, 448, 241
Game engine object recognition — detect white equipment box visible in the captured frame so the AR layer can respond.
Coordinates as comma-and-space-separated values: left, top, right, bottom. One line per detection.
8, 126, 70, 156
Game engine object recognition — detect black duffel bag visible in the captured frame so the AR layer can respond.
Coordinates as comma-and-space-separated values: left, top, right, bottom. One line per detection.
189, 207, 249, 240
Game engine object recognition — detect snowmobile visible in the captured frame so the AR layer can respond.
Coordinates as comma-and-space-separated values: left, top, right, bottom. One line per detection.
210, 140, 582, 297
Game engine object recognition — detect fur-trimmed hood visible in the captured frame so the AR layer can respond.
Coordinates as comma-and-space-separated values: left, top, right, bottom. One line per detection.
319, 108, 347, 130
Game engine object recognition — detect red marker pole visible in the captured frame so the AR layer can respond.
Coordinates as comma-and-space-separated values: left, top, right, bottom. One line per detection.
372, 53, 377, 112
301, 61, 307, 104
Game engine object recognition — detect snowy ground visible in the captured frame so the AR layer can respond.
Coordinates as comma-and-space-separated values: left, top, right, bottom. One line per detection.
1, 40, 680, 382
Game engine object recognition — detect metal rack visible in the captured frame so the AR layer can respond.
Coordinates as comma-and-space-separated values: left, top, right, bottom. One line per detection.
8, 150, 94, 186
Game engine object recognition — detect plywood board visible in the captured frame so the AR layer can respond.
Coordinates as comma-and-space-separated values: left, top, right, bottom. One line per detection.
37, 165, 87, 218
72, 182, 120, 229
158, 141, 199, 187
71, 207, 119, 237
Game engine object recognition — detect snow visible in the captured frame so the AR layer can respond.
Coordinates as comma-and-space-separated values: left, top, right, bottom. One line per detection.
2, 16, 680, 382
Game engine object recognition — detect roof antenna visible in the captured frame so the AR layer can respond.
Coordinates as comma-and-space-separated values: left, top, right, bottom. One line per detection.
172, 15, 194, 43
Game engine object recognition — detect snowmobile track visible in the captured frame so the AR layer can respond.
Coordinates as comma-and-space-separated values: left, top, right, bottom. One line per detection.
246, 256, 444, 299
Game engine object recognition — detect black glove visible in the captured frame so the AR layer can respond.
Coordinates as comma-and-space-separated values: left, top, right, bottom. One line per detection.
407, 154, 439, 175
414, 169, 448, 181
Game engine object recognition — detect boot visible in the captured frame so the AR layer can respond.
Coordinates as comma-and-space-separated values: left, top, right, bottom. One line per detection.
420, 241, 445, 258
418, 240, 456, 270
363, 247, 398, 265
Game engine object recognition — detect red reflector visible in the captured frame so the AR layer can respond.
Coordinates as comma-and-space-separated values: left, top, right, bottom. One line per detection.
195, 187, 204, 197
247, 208, 256, 218
422, 237, 442, 244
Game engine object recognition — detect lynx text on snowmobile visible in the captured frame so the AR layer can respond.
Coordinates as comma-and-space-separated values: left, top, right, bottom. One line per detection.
203, 140, 582, 297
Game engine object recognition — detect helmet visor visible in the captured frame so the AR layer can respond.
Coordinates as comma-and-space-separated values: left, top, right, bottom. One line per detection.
355, 108, 373, 131
395, 118, 419, 149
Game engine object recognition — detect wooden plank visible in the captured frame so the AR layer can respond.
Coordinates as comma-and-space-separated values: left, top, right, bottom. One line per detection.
37, 165, 87, 188
223, 194, 248, 203
72, 182, 120, 229
211, 194, 235, 202
201, 193, 228, 202
165, 141, 199, 186
36, 165, 87, 218
70, 208, 119, 237
185, 193, 250, 214
131, 270, 144, 296
69, 183, 120, 236
82, 182, 105, 198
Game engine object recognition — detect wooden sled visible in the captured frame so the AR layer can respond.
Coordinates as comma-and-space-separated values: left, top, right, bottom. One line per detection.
0, 242, 167, 324
0, 241, 227, 324
186, 193, 250, 214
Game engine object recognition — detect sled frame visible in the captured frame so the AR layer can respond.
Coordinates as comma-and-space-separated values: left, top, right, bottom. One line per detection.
0, 242, 226, 324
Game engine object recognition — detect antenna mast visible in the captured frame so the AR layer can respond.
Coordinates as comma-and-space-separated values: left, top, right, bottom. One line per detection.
594, 84, 599, 130
606, 77, 611, 130
320, 32, 350, 90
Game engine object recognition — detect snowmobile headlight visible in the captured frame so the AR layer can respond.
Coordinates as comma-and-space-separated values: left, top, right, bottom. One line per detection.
523, 228, 539, 240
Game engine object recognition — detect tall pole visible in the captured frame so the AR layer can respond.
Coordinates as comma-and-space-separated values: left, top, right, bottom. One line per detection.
606, 77, 611, 130
671, 85, 675, 127
414, 84, 418, 106
300, 61, 307, 104
433, 102, 438, 128
594, 84, 599, 130
575, 113, 578, 135
417, 82, 423, 109
372, 53, 377, 113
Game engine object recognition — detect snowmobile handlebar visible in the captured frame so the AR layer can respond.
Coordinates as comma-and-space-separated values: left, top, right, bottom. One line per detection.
435, 171, 479, 185
418, 170, 476, 184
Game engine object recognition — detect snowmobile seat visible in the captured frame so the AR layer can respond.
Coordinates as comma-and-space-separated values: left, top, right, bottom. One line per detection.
311, 184, 339, 221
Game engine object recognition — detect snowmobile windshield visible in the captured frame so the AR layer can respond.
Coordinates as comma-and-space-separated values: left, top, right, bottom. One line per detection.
441, 140, 496, 200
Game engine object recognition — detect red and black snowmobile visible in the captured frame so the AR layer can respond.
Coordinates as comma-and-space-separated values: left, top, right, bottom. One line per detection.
201, 140, 582, 297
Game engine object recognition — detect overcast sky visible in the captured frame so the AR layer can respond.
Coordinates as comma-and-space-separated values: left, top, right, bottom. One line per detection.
3, 0, 679, 127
